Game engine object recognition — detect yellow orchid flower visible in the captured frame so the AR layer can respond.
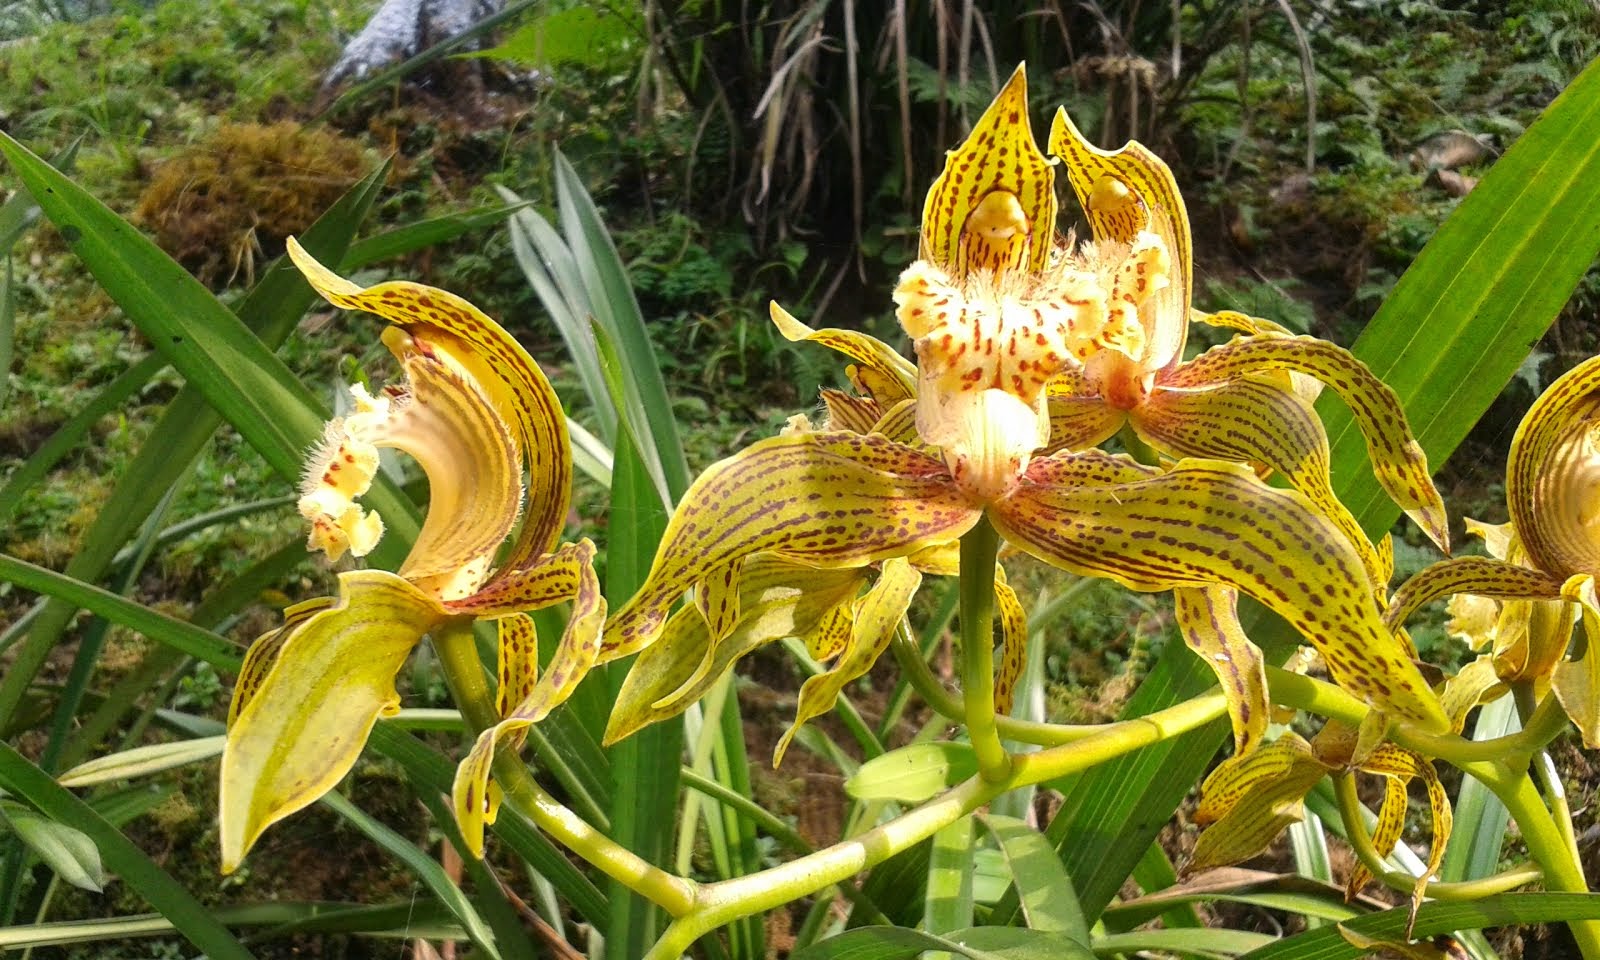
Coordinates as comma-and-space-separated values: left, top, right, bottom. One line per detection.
1190, 720, 1451, 935
599, 68, 1450, 756
220, 240, 604, 871
1387, 352, 1600, 745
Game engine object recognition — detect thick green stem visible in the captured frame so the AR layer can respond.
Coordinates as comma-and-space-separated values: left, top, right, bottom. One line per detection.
640, 689, 1227, 959
959, 515, 1011, 782
1332, 773, 1542, 900
1514, 683, 1584, 873
429, 619, 697, 917
1463, 758, 1600, 957
889, 622, 1100, 746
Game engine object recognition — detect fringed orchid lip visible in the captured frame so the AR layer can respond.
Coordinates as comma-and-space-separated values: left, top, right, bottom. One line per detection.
221, 245, 606, 872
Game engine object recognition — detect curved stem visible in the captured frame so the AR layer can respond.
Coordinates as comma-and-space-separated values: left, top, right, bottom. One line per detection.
959, 515, 1011, 782
1462, 758, 1600, 957
430, 619, 698, 917
1332, 772, 1542, 900
641, 688, 1228, 960
1515, 683, 1584, 873
889, 622, 1101, 746
1265, 666, 1568, 763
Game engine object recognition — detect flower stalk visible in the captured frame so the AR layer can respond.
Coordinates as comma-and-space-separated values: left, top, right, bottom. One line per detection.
960, 515, 1012, 782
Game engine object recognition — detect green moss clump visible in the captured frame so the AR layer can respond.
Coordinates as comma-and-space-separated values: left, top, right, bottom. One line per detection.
134, 121, 371, 284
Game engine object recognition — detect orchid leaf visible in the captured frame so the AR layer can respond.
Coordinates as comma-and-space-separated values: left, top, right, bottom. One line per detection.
981, 814, 1088, 940
846, 743, 978, 804
791, 925, 1093, 960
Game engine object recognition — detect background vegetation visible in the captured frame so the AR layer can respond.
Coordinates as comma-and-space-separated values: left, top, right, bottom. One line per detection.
3, 0, 1600, 957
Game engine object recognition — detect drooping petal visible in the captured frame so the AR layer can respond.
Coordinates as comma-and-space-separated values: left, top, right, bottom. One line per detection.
603, 432, 981, 660
604, 557, 868, 744
1163, 335, 1449, 552
220, 570, 443, 872
451, 540, 607, 716
1554, 575, 1600, 747
1189, 733, 1328, 873
1346, 773, 1409, 899
494, 614, 539, 720
1464, 517, 1516, 561
452, 721, 515, 858
774, 559, 921, 766
1384, 557, 1566, 632
994, 455, 1449, 731
1507, 353, 1600, 579
920, 64, 1056, 276
228, 597, 334, 726
1192, 309, 1323, 403
1135, 376, 1386, 592
1048, 106, 1190, 372
287, 238, 571, 564
771, 302, 916, 406
993, 573, 1029, 716
1440, 656, 1507, 732
1174, 586, 1268, 758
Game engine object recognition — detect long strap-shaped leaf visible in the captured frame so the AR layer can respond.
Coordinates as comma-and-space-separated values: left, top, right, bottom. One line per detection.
0, 742, 257, 960
1030, 55, 1600, 922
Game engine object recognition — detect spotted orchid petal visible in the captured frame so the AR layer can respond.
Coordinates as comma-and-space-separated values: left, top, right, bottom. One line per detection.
1135, 376, 1387, 593
287, 238, 571, 566
1507, 353, 1600, 579
604, 432, 980, 660
1193, 309, 1324, 403
1163, 334, 1449, 552
1384, 557, 1566, 632
1441, 657, 1507, 732
1346, 744, 1452, 932
1044, 375, 1126, 453
228, 597, 333, 727
1048, 105, 1190, 375
1189, 733, 1328, 874
449, 546, 606, 856
771, 302, 916, 406
298, 329, 525, 602
220, 570, 444, 872
920, 64, 1056, 277
774, 558, 921, 766
1175, 586, 1269, 758
604, 557, 869, 745
993, 455, 1450, 731
993, 571, 1029, 716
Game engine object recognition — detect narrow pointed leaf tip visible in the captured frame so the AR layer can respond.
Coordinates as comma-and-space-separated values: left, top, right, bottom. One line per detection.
286, 237, 572, 565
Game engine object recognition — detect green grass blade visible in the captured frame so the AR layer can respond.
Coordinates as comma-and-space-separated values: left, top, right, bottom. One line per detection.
319, 791, 502, 960
1239, 893, 1600, 959
1126, 843, 1200, 929
0, 901, 463, 950
340, 201, 532, 270
980, 815, 1087, 940
0, 353, 166, 525
791, 925, 1094, 960
0, 742, 257, 960
1094, 928, 1275, 957
923, 816, 975, 940
0, 256, 14, 409
1038, 57, 1600, 921
1439, 695, 1519, 882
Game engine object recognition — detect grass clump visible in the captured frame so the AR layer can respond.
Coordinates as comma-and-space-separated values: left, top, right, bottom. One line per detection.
134, 121, 371, 284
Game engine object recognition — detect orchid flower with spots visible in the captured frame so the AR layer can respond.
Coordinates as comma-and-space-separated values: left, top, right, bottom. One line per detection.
599, 66, 1450, 758
1190, 719, 1451, 934
1387, 352, 1600, 746
220, 240, 604, 871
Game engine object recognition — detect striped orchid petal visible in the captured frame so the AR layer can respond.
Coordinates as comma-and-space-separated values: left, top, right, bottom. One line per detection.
993, 455, 1449, 731
1507, 353, 1600, 579
771, 301, 916, 405
288, 238, 571, 565
603, 431, 981, 659
1163, 334, 1449, 552
220, 571, 443, 873
1189, 733, 1327, 873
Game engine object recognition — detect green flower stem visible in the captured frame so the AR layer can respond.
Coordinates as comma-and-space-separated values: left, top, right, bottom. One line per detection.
889, 622, 1099, 746
1515, 683, 1584, 873
1264, 666, 1566, 763
640, 688, 1228, 960
429, 618, 697, 918
1462, 757, 1600, 957
959, 515, 1011, 782
1331, 772, 1543, 900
